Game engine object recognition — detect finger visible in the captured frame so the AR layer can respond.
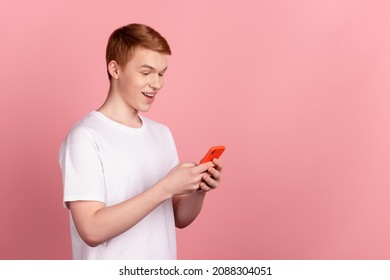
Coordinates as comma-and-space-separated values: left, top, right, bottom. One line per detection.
207, 167, 221, 182
198, 182, 212, 192
193, 173, 206, 184
192, 183, 202, 192
194, 161, 215, 173
212, 158, 223, 172
202, 174, 218, 189
181, 162, 198, 168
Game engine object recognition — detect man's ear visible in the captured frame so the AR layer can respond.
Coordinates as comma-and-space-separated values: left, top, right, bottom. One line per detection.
107, 60, 120, 80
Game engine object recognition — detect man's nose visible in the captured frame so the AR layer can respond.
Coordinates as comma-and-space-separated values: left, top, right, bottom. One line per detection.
149, 74, 162, 90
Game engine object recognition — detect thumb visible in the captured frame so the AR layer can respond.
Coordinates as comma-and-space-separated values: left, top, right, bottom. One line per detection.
179, 162, 198, 168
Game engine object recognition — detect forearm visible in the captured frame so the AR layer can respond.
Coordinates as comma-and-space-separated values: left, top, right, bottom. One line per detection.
71, 161, 216, 246
173, 191, 206, 228
70, 178, 172, 247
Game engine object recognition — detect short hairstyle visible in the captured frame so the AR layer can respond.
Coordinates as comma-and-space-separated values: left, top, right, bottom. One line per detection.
105, 23, 171, 80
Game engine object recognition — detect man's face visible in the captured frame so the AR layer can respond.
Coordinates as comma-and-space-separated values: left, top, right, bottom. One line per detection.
116, 47, 168, 112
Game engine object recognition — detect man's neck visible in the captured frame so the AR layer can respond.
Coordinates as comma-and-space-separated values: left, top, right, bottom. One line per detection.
97, 89, 142, 128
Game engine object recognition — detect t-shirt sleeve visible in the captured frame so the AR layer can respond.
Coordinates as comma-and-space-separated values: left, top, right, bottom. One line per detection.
59, 126, 106, 208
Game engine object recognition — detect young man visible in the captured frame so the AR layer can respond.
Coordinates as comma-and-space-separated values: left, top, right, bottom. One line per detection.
59, 23, 223, 259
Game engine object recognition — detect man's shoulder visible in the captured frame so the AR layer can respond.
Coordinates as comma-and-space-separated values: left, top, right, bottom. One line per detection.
65, 112, 101, 143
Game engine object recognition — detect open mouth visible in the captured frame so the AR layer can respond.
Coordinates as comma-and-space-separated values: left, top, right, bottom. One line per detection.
142, 92, 156, 98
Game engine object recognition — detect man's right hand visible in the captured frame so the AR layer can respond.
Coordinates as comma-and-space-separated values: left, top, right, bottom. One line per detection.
164, 161, 215, 196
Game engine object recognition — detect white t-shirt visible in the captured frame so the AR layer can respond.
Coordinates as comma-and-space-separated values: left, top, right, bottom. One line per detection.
59, 111, 179, 259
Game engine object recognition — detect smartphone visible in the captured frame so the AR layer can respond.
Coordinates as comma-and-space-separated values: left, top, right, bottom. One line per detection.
199, 145, 225, 164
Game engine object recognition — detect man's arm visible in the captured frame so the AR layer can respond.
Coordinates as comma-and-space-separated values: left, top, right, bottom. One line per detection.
69, 180, 170, 247
173, 159, 223, 228
69, 161, 214, 247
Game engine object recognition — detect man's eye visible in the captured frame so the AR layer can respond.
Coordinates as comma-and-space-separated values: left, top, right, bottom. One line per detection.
142, 72, 150, 76
158, 73, 165, 77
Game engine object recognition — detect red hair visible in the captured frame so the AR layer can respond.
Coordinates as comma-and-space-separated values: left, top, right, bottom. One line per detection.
105, 23, 171, 80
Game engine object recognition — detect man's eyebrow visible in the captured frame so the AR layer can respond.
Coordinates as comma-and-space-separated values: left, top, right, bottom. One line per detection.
139, 64, 168, 72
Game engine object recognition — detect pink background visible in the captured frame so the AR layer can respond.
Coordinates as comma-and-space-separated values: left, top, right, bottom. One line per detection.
1, 0, 390, 259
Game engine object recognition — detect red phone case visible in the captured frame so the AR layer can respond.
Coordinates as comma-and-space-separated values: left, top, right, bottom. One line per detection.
199, 145, 225, 164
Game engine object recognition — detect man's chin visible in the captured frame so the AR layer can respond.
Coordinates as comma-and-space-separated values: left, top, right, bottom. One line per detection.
138, 105, 152, 113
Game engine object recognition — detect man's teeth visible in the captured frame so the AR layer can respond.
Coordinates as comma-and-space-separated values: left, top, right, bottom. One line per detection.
143, 92, 155, 97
